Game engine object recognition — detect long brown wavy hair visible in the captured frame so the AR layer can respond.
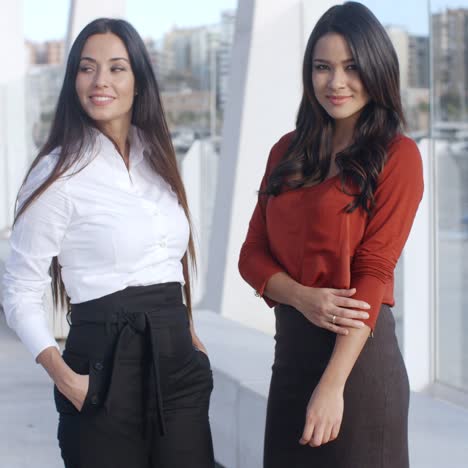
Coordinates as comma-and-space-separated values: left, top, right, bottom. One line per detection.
15, 18, 196, 317
266, 2, 405, 213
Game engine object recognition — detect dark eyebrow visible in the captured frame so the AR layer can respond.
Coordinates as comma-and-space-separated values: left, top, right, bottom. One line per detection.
313, 58, 355, 64
79, 57, 130, 63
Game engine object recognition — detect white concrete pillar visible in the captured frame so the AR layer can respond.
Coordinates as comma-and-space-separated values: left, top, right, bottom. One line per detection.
0, 0, 28, 235
67, 0, 126, 49
203, 0, 337, 334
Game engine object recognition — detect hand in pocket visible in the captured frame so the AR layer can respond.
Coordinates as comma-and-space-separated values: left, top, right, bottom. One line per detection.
62, 372, 90, 412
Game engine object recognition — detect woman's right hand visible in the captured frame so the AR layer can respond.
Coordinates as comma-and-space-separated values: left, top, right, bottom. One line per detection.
57, 372, 89, 412
36, 347, 89, 411
292, 285, 370, 335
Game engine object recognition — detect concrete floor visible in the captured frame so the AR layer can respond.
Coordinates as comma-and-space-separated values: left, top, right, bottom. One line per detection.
1, 311, 468, 468
0, 313, 63, 468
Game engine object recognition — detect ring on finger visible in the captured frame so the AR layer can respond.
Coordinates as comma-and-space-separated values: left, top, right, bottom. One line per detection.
332, 315, 337, 325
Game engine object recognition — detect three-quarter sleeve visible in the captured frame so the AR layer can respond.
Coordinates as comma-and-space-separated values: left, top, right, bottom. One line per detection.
350, 137, 424, 330
238, 135, 293, 307
2, 155, 72, 359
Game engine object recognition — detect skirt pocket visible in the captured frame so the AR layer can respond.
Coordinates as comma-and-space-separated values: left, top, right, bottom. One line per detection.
195, 348, 211, 370
53, 351, 107, 416
194, 348, 214, 401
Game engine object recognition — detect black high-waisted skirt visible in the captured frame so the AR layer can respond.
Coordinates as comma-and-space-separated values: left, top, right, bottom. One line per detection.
54, 282, 215, 468
264, 304, 409, 468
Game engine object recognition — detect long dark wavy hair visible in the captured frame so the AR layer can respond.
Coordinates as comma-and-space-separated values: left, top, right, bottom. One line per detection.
15, 18, 196, 317
266, 2, 405, 213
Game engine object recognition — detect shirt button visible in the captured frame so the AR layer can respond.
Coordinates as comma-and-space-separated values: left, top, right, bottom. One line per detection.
254, 290, 261, 297
90, 395, 99, 405
160, 240, 167, 248
93, 362, 104, 371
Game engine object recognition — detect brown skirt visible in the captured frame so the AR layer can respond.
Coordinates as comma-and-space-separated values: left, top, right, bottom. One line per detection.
264, 304, 410, 468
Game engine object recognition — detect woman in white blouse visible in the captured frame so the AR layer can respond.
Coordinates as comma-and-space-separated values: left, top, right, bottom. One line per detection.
2, 18, 214, 468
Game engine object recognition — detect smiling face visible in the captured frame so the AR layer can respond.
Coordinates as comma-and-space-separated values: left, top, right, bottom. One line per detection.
75, 33, 136, 130
312, 33, 369, 127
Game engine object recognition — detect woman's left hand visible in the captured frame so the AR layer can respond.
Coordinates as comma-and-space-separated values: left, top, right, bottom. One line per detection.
299, 382, 344, 447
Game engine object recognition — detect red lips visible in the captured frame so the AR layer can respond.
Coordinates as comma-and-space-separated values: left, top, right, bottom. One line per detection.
327, 95, 351, 105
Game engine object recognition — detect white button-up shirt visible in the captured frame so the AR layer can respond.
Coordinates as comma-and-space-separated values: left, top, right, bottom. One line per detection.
2, 126, 190, 358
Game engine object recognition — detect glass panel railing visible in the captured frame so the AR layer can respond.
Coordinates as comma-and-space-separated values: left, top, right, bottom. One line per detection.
431, 0, 468, 393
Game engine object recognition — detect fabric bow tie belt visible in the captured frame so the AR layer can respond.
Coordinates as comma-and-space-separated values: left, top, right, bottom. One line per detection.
104, 308, 166, 436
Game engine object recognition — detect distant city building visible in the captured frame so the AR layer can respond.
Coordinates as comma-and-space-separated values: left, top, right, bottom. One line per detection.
408, 35, 429, 89
385, 25, 430, 132
162, 25, 221, 92
161, 88, 211, 129
190, 25, 220, 91
45, 40, 65, 65
163, 27, 194, 83
218, 10, 236, 113
432, 8, 468, 121
25, 41, 47, 65
144, 37, 169, 83
385, 26, 430, 91
24, 40, 65, 65
156, 11, 236, 132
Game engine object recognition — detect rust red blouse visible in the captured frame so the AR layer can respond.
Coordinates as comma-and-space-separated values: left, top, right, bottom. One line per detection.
238, 132, 424, 330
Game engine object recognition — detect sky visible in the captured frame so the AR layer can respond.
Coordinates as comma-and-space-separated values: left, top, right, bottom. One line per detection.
23, 0, 468, 41
23, 0, 238, 41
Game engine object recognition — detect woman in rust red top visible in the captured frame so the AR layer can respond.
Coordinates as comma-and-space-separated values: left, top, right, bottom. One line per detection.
239, 3, 423, 468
